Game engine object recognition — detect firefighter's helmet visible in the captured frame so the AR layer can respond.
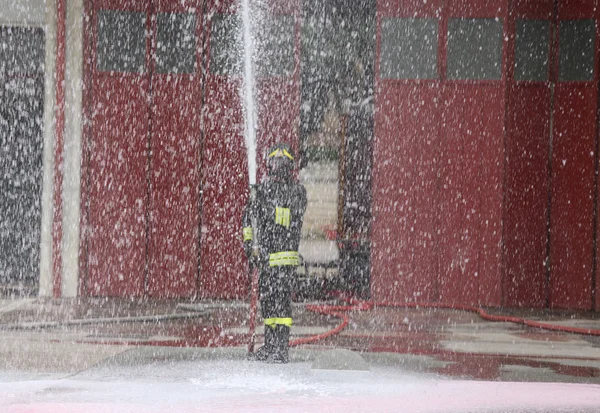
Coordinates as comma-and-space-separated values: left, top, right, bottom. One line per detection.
266, 143, 295, 180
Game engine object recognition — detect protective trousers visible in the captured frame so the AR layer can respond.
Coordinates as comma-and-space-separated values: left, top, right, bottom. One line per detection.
258, 266, 294, 363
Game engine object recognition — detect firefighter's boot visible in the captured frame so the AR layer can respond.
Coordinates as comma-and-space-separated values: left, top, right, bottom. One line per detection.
268, 325, 290, 364
248, 326, 275, 361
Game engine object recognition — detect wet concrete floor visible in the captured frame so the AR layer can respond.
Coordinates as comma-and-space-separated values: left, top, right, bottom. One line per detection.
1, 298, 599, 383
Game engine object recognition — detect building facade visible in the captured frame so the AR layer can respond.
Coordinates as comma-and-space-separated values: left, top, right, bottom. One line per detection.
1, 0, 599, 311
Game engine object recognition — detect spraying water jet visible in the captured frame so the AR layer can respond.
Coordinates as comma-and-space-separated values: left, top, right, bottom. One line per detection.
241, 0, 258, 186
240, 0, 261, 354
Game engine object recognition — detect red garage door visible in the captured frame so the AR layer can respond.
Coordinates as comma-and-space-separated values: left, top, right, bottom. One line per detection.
504, 0, 600, 310
147, 1, 204, 297
373, 0, 506, 306
83, 0, 203, 298
83, 0, 300, 299
550, 1, 599, 310
504, 1, 554, 308
199, 1, 246, 298
439, 0, 507, 306
84, 0, 151, 297
372, 0, 443, 302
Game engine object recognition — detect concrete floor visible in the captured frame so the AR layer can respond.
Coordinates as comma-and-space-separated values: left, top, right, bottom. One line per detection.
1, 298, 600, 384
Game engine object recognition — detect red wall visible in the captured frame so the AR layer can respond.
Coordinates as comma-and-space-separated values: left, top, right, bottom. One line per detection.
80, 0, 600, 309
549, 85, 598, 309
374, 0, 600, 310
504, 0, 600, 310
372, 83, 442, 302
549, 1, 599, 310
372, 1, 443, 303
373, 0, 506, 306
84, 0, 151, 297
503, 1, 554, 308
439, 85, 505, 306
504, 84, 552, 307
82, 0, 300, 299
200, 74, 248, 298
83, 0, 204, 298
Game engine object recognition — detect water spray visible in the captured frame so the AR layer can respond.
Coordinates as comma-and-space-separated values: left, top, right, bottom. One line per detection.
240, 0, 260, 354
241, 0, 258, 187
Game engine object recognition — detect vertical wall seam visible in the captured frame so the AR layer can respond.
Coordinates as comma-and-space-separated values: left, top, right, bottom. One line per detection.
545, 0, 559, 308
78, 0, 93, 297
39, 0, 58, 297
197, 0, 209, 297
591, 9, 600, 311
60, 0, 85, 298
500, 0, 512, 307
143, 5, 155, 297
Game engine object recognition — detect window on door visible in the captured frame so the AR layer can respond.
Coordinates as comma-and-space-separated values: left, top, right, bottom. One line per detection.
97, 10, 146, 73
514, 19, 550, 82
380, 17, 438, 80
210, 13, 240, 76
0, 26, 45, 286
156, 12, 197, 74
0, 26, 45, 74
447, 18, 503, 80
559, 19, 595, 82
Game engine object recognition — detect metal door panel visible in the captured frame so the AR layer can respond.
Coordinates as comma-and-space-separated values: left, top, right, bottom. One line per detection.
146, 2, 204, 298
84, 0, 151, 297
87, 77, 150, 297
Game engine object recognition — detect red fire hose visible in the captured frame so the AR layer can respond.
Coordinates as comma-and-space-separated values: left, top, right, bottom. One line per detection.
247, 266, 260, 353
287, 299, 600, 348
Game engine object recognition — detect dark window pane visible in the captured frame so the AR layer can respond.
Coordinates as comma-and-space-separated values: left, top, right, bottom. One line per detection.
515, 20, 549, 81
559, 19, 595, 82
447, 18, 503, 80
380, 18, 438, 79
0, 76, 44, 283
97, 10, 146, 73
0, 27, 45, 74
210, 13, 241, 76
256, 14, 295, 77
156, 13, 196, 74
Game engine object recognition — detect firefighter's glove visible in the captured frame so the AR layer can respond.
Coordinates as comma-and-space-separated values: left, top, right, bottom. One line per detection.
248, 248, 263, 270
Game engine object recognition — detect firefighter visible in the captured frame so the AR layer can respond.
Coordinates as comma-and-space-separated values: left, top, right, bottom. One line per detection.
242, 143, 307, 363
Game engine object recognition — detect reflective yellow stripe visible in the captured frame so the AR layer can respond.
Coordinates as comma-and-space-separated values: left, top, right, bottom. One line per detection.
243, 227, 253, 241
268, 148, 294, 160
269, 251, 299, 267
264, 317, 293, 327
275, 207, 290, 228
276, 317, 293, 327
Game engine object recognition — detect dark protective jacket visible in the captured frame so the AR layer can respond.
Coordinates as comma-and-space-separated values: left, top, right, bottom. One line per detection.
242, 179, 307, 268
